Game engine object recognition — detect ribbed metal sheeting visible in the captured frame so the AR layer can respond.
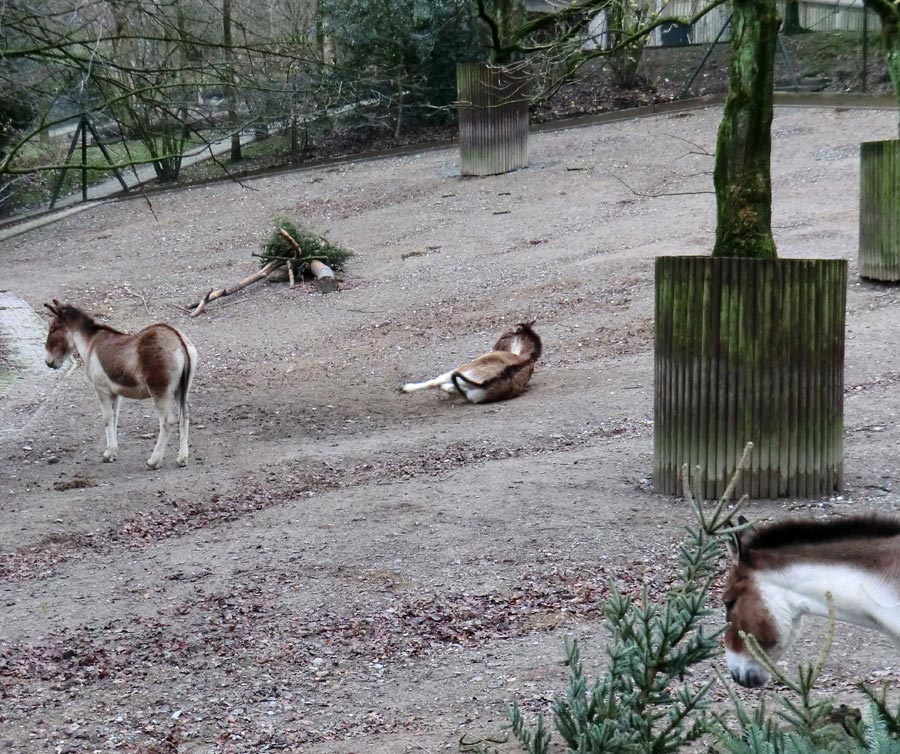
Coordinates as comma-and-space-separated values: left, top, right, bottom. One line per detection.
457, 63, 529, 177
859, 139, 900, 282
654, 257, 846, 500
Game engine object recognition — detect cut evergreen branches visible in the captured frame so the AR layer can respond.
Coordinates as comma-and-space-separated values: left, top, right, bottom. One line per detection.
260, 218, 351, 278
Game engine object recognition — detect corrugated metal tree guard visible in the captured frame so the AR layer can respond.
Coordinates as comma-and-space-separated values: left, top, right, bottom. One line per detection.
457, 62, 529, 176
859, 139, 900, 281
654, 257, 846, 499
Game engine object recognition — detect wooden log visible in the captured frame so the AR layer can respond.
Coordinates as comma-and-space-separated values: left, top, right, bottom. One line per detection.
654, 256, 846, 499
309, 259, 336, 293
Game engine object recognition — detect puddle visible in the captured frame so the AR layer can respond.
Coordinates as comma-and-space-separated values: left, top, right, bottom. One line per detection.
0, 292, 59, 439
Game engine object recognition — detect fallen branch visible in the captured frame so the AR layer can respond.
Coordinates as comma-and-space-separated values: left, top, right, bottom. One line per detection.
189, 259, 284, 317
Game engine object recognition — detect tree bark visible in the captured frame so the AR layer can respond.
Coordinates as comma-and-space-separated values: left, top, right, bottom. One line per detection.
712, 0, 778, 259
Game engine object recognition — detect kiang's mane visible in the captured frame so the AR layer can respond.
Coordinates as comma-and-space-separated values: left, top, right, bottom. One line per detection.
59, 305, 122, 336
745, 515, 900, 552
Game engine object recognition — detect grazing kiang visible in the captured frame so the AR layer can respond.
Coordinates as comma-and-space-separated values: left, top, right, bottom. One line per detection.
401, 321, 541, 404
43, 300, 198, 469
722, 515, 900, 688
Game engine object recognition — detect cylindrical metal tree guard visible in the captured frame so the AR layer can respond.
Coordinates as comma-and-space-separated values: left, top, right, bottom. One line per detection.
860, 139, 900, 281
457, 62, 529, 177
654, 257, 846, 499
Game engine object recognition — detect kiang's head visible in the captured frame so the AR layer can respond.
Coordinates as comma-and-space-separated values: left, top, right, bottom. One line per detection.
43, 300, 77, 369
494, 320, 541, 358
722, 520, 797, 688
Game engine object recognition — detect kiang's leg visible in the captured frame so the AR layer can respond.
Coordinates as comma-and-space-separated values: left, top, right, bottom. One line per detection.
176, 393, 190, 466
147, 395, 177, 469
97, 391, 119, 462
401, 370, 455, 393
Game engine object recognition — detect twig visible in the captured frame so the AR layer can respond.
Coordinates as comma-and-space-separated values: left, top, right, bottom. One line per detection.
664, 132, 714, 157
607, 170, 714, 198
121, 285, 151, 315
202, 294, 264, 311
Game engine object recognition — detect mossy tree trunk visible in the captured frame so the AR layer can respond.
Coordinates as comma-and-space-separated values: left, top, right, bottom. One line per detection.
866, 2, 900, 134
712, 0, 778, 259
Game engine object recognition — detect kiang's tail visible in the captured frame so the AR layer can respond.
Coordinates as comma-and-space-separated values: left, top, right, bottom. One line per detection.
174, 334, 194, 418
451, 371, 489, 402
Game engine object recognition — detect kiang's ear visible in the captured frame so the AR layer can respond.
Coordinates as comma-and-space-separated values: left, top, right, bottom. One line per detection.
44, 302, 59, 316
726, 515, 753, 563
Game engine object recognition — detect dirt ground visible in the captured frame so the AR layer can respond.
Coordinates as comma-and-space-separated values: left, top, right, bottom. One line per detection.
2, 104, 900, 754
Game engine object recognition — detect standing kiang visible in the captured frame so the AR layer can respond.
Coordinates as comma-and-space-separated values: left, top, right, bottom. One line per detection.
44, 300, 198, 469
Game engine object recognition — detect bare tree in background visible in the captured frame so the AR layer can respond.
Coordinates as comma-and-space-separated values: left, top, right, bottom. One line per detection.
0, 0, 322, 187
478, 0, 728, 100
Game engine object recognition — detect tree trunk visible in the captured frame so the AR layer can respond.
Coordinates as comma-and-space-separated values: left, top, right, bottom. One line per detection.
223, 0, 242, 162
712, 0, 778, 259
782, 1, 803, 34
476, 0, 523, 64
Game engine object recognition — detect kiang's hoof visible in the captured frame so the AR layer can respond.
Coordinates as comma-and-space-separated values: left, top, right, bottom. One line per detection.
176, 456, 188, 467
146, 459, 162, 470
102, 454, 117, 463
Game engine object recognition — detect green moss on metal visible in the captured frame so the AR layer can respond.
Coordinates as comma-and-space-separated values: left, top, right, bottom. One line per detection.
654, 257, 846, 499
859, 139, 900, 281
